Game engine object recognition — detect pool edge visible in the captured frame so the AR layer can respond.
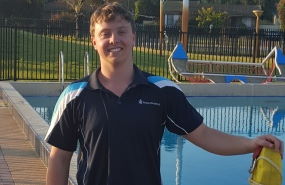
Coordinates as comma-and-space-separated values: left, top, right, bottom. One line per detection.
0, 82, 78, 185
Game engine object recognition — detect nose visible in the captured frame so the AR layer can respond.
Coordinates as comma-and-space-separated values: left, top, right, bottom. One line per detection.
109, 33, 119, 44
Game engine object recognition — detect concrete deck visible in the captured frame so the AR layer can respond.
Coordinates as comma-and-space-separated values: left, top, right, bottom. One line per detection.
0, 98, 47, 185
0, 82, 77, 185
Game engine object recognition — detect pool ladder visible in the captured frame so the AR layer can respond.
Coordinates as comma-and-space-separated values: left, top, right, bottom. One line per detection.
84, 52, 90, 76
58, 51, 64, 84
58, 51, 90, 84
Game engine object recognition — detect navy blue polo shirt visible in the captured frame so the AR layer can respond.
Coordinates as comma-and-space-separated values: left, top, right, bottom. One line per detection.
45, 65, 203, 185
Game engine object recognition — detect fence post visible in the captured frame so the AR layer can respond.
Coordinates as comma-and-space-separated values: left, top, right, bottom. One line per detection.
181, 0, 189, 51
159, 0, 165, 56
13, 25, 17, 81
0, 25, 2, 80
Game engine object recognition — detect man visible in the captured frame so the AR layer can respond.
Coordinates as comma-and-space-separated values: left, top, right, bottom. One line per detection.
45, 2, 283, 185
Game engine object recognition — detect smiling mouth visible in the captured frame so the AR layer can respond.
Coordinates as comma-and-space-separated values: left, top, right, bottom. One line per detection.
107, 47, 122, 52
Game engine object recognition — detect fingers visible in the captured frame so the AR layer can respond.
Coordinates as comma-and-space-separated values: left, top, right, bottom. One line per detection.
257, 135, 283, 158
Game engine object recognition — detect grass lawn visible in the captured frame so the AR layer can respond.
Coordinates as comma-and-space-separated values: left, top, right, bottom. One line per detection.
1, 28, 170, 80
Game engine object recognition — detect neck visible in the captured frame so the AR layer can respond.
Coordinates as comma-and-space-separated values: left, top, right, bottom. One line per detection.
99, 62, 134, 97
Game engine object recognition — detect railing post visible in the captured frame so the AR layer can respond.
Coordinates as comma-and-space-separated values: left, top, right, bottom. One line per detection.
159, 0, 165, 56
13, 25, 17, 81
59, 51, 64, 84
252, 32, 257, 63
0, 24, 2, 80
84, 51, 89, 76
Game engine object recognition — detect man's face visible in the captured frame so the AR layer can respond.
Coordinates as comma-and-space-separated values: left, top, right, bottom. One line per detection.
91, 16, 135, 65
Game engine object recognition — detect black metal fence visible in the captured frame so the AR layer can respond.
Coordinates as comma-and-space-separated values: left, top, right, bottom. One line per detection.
1, 18, 285, 81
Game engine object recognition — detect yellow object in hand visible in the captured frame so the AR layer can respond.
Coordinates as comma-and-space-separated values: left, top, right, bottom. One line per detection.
249, 147, 282, 185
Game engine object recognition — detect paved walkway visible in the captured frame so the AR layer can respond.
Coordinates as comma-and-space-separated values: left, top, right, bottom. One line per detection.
0, 98, 47, 185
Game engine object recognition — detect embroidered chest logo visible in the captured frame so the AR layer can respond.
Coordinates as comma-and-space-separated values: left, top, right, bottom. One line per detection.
138, 99, 160, 106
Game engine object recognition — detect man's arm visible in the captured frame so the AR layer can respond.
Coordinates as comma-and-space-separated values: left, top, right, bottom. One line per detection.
184, 123, 283, 156
46, 146, 73, 185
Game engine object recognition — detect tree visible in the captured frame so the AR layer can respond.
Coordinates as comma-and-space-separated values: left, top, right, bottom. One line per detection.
195, 7, 228, 28
134, 0, 147, 22
61, 0, 86, 37
277, 0, 285, 29
0, 0, 44, 18
198, 0, 278, 22
61, 0, 134, 34
134, 0, 159, 23
261, 0, 278, 21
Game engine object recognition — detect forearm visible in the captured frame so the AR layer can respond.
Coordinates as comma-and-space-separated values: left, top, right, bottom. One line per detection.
46, 147, 73, 185
199, 127, 253, 155
185, 124, 254, 155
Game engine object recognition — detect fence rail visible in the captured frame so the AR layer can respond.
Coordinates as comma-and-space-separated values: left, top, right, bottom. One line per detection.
1, 20, 285, 81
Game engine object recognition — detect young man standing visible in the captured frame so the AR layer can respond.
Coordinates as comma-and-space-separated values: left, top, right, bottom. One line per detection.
45, 3, 283, 185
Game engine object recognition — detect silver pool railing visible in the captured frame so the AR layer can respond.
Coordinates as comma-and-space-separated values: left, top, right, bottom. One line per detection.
58, 51, 64, 84
84, 51, 90, 76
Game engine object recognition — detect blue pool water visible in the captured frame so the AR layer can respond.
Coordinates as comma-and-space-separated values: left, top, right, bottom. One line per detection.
25, 96, 285, 185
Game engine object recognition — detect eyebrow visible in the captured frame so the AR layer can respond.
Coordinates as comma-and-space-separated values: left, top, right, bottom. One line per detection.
97, 26, 129, 34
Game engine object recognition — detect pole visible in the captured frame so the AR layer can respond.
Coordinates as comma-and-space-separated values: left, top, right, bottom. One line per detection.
14, 25, 17, 81
159, 0, 165, 56
181, 0, 189, 51
252, 10, 263, 63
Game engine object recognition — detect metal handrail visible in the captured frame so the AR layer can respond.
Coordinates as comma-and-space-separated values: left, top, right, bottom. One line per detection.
84, 51, 90, 76
59, 51, 64, 84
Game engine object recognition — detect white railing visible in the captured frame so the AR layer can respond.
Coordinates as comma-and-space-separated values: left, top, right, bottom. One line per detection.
58, 51, 64, 84
84, 51, 90, 76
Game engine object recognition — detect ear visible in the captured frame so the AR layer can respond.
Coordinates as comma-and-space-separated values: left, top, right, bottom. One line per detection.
132, 32, 136, 47
91, 36, 97, 50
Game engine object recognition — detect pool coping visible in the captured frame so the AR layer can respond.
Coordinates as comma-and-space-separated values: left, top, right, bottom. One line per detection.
0, 82, 77, 185
179, 83, 285, 96
0, 82, 284, 185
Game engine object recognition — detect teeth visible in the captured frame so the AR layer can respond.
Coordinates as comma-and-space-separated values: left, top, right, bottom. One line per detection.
108, 48, 121, 52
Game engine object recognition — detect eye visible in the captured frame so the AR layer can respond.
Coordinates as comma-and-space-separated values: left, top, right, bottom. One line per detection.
118, 30, 127, 35
100, 31, 110, 38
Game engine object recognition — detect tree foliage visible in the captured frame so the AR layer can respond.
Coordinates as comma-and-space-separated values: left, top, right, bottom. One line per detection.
195, 7, 228, 28
199, 0, 278, 21
61, 0, 87, 37
134, 0, 159, 23
0, 0, 44, 18
200, 0, 260, 4
277, 0, 285, 29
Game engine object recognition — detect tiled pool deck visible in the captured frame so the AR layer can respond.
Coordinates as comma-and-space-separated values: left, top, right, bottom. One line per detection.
0, 82, 284, 185
0, 98, 46, 185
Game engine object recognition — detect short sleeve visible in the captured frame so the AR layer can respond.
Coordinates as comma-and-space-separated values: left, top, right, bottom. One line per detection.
45, 101, 78, 151
164, 86, 203, 135
45, 82, 87, 151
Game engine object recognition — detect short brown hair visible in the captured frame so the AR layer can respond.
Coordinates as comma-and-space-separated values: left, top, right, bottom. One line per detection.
90, 2, 135, 37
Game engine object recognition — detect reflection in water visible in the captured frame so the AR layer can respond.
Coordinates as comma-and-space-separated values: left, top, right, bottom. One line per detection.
25, 96, 285, 135
195, 106, 285, 138
161, 129, 185, 151
25, 96, 58, 124
161, 97, 285, 185
176, 137, 183, 185
260, 107, 285, 128
190, 96, 285, 136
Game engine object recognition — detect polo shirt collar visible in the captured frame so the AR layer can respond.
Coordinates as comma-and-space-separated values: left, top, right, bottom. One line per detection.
88, 65, 149, 90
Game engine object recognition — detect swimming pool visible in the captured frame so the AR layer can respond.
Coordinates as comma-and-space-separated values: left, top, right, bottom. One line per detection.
25, 96, 285, 185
